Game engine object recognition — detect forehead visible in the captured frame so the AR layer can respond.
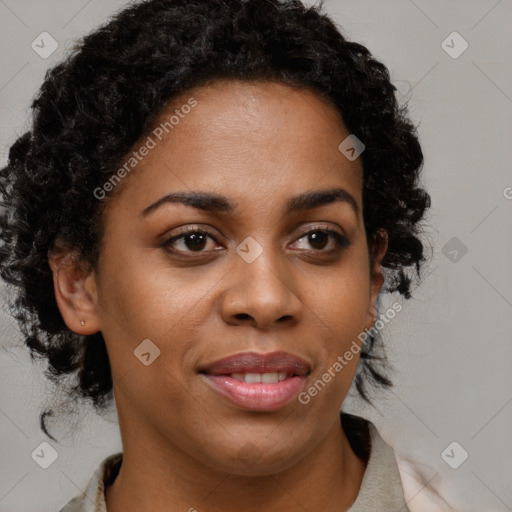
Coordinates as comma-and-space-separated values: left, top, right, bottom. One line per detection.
109, 80, 363, 216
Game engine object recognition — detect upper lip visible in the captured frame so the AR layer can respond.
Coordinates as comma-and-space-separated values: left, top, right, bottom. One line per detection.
199, 351, 311, 376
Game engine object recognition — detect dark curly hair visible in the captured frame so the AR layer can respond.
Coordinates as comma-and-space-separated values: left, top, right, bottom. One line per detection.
0, 0, 431, 440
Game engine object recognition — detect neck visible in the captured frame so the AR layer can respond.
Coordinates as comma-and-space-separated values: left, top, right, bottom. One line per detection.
105, 414, 368, 512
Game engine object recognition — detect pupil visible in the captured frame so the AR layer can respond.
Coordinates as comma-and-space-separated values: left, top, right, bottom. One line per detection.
186, 233, 207, 251
309, 231, 328, 250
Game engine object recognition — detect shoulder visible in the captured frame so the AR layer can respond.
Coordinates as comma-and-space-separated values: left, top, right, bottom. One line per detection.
58, 452, 123, 512
341, 413, 409, 512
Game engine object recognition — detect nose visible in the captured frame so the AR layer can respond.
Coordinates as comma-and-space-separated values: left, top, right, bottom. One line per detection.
219, 247, 303, 330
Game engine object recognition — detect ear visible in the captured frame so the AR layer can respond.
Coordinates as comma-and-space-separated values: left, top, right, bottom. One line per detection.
48, 247, 100, 335
364, 229, 388, 331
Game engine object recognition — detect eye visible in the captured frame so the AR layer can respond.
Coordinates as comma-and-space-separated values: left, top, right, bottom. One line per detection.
291, 227, 350, 252
161, 225, 350, 257
162, 226, 222, 254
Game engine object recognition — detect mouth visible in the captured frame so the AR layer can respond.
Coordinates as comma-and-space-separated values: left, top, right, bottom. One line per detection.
198, 351, 311, 411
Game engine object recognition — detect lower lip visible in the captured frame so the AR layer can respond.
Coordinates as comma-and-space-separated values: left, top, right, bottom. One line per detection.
201, 374, 306, 411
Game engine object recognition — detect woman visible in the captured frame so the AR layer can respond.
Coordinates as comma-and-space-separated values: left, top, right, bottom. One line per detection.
0, 0, 431, 510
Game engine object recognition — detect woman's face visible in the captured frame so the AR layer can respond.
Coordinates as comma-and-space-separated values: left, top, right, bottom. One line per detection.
82, 80, 386, 474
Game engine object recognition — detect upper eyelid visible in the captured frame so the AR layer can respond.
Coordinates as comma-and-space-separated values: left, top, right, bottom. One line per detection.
163, 223, 347, 247
297, 224, 345, 236
166, 223, 344, 237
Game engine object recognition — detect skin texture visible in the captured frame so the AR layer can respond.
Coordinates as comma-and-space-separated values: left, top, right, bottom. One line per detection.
50, 80, 388, 512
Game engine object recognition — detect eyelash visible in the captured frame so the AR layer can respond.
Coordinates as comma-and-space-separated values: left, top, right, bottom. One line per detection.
161, 225, 350, 257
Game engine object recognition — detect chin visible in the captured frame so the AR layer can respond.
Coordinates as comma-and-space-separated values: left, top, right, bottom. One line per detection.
199, 439, 306, 477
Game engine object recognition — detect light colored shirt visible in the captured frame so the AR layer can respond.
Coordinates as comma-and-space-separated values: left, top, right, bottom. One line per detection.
347, 421, 409, 511
58, 420, 408, 512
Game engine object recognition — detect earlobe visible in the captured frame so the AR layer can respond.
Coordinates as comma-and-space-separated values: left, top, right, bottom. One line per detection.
48, 249, 100, 335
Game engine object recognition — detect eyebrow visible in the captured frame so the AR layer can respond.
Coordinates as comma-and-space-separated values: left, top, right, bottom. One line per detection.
140, 187, 359, 217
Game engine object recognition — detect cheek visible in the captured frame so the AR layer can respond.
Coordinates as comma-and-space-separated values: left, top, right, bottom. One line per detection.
301, 254, 370, 397
95, 248, 223, 380
308, 258, 371, 337
97, 250, 208, 332
94, 259, 207, 412
300, 279, 368, 412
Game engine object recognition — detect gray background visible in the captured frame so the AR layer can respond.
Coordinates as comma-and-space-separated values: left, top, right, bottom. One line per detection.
1, 0, 511, 510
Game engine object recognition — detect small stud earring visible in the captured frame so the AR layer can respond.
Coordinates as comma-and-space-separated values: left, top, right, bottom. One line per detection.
80, 320, 85, 326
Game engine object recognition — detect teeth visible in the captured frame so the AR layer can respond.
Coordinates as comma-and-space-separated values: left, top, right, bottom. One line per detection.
278, 372, 288, 381
229, 372, 290, 383
245, 373, 262, 384
261, 372, 279, 383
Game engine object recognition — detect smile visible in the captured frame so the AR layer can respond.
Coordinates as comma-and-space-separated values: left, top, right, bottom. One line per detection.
199, 351, 310, 411
229, 372, 289, 383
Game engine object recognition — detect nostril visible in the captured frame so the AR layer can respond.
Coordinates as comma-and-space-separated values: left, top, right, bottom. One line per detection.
235, 313, 251, 320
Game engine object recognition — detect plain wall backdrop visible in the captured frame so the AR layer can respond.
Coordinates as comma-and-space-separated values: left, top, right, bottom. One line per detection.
1, 0, 511, 510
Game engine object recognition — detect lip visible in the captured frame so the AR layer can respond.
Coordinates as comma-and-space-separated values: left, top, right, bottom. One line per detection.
199, 351, 311, 376
199, 351, 311, 411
